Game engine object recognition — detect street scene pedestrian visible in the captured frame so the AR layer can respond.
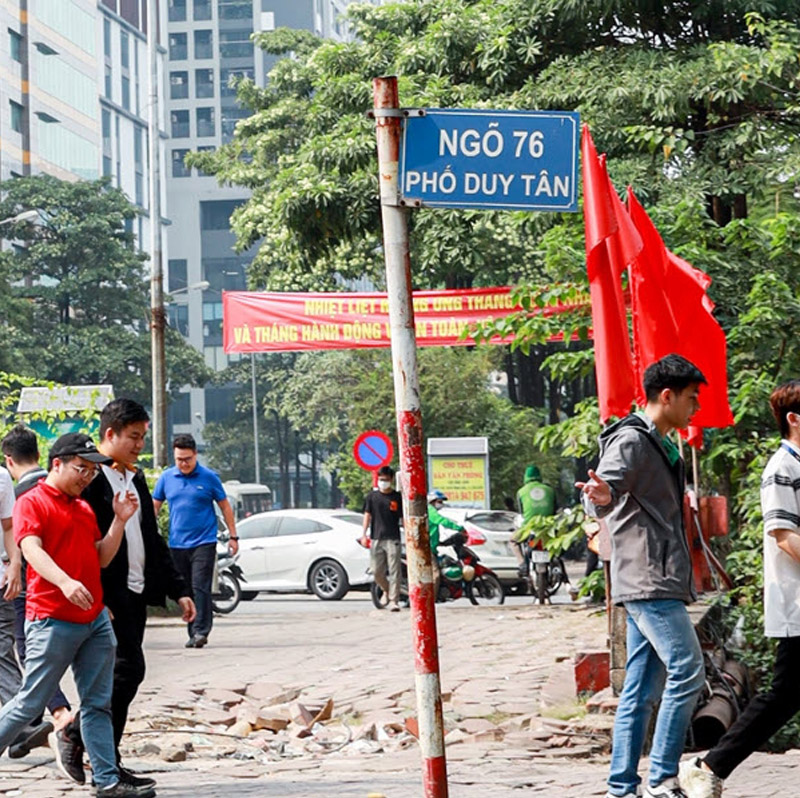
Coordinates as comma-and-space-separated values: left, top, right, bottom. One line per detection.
3, 432, 147, 798
577, 354, 708, 798
360, 465, 403, 611
1, 425, 71, 755
679, 380, 800, 797
52, 400, 195, 792
153, 435, 237, 649
511, 463, 557, 575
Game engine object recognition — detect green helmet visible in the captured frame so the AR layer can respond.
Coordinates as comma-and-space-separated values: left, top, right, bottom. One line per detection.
524, 464, 541, 482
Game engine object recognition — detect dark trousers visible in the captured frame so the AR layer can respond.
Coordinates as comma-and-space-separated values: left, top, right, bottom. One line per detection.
705, 636, 800, 779
67, 588, 147, 754
13, 592, 72, 721
170, 543, 216, 639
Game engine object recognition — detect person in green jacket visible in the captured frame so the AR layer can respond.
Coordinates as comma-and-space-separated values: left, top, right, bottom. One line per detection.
512, 464, 556, 572
427, 490, 464, 600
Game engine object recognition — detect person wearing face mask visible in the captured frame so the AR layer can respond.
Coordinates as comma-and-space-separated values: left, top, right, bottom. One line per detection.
360, 466, 403, 612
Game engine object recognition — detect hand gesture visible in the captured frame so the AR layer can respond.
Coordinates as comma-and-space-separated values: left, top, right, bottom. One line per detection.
575, 469, 612, 507
113, 489, 139, 523
178, 596, 197, 623
61, 578, 94, 610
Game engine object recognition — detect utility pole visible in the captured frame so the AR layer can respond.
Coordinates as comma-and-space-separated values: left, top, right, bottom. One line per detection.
148, 0, 167, 467
372, 76, 448, 798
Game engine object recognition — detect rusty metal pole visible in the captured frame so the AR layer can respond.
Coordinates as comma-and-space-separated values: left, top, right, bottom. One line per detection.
372, 75, 448, 798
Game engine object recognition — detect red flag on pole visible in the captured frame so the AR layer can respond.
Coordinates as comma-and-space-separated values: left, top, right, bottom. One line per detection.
581, 125, 639, 421
627, 188, 734, 435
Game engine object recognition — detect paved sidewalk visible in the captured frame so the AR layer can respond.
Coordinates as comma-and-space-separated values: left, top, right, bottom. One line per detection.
2, 595, 800, 797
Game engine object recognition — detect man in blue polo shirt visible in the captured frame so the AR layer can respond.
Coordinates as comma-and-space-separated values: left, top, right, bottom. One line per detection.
153, 435, 238, 649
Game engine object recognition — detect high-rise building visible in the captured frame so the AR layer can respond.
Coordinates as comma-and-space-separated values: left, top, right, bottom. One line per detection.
164, 0, 364, 444
0, 0, 168, 254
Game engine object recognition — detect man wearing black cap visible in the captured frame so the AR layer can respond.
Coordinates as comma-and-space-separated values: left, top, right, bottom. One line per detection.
1, 433, 151, 798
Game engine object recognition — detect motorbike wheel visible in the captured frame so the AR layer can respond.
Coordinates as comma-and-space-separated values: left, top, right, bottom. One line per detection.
546, 556, 568, 597
212, 571, 242, 614
466, 572, 505, 606
536, 567, 547, 604
371, 580, 409, 609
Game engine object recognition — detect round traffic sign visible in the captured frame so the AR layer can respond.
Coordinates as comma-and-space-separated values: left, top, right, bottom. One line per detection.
353, 430, 394, 471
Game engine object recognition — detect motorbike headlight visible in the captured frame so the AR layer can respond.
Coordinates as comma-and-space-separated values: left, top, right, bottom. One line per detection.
461, 565, 475, 582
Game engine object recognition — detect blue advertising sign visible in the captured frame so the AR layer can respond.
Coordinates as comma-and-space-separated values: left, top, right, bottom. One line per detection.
399, 109, 580, 212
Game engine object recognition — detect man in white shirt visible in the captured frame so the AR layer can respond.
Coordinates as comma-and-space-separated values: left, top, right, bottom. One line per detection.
681, 379, 800, 797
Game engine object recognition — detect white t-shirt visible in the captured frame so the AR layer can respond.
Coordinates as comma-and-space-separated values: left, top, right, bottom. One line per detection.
762, 440, 800, 637
101, 465, 145, 594
0, 467, 15, 561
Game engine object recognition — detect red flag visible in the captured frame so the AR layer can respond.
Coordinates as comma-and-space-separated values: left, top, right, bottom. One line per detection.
627, 189, 734, 434
582, 126, 640, 421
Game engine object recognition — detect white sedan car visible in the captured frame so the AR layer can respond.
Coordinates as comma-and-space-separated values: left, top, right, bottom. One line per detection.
233, 509, 371, 601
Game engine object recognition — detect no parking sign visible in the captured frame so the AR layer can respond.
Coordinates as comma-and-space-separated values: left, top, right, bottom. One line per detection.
353, 430, 394, 472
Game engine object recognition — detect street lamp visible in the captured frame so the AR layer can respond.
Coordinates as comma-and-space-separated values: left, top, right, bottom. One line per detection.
0, 209, 40, 226
169, 280, 210, 297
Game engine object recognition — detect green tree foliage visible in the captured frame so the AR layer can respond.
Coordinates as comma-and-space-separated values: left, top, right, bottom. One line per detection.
0, 176, 210, 405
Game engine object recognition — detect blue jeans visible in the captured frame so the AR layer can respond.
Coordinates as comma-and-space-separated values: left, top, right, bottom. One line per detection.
171, 543, 216, 639
608, 599, 705, 796
0, 610, 118, 788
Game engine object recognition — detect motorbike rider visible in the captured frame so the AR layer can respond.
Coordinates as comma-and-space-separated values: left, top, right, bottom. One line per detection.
511, 464, 556, 575
427, 490, 465, 600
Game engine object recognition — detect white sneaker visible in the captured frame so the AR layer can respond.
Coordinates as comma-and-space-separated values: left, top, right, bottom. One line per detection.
388, 601, 400, 612
679, 757, 723, 798
643, 777, 688, 798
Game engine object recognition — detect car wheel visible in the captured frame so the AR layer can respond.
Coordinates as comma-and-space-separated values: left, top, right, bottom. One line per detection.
309, 559, 349, 601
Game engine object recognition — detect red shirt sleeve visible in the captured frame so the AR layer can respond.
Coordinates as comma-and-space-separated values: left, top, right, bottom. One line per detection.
12, 493, 45, 546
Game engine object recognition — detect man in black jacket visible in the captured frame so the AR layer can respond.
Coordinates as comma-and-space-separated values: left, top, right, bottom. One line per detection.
50, 400, 195, 792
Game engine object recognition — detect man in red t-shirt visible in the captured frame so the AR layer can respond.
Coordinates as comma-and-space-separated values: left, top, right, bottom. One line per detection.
0, 434, 151, 798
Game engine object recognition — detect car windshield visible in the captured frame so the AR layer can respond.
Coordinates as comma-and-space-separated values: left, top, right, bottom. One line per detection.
466, 512, 516, 531
333, 513, 364, 526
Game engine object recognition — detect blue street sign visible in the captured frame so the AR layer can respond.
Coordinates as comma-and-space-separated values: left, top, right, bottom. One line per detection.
399, 108, 580, 212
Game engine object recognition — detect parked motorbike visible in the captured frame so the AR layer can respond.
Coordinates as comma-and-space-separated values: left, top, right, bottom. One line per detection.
211, 534, 245, 614
370, 529, 504, 608
524, 535, 569, 605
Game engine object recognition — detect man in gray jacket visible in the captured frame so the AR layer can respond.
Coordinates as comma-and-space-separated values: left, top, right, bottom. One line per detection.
577, 354, 707, 798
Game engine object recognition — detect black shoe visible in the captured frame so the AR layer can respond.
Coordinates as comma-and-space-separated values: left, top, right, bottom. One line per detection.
49, 729, 85, 784
9, 720, 54, 758
184, 637, 195, 648
118, 766, 157, 789
190, 634, 208, 649
94, 780, 156, 798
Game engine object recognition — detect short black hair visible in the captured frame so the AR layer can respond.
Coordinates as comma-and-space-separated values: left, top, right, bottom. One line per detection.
1, 425, 39, 465
770, 380, 800, 438
377, 465, 395, 478
172, 433, 197, 452
100, 398, 150, 438
643, 354, 707, 402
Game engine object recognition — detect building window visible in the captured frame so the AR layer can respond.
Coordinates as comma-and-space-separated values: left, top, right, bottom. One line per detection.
121, 75, 130, 110
172, 149, 191, 177
219, 29, 252, 59
220, 67, 254, 97
193, 0, 212, 20
169, 390, 191, 423
202, 301, 224, 346
9, 29, 22, 63
103, 155, 113, 177
168, 259, 188, 291
221, 107, 248, 141
103, 17, 112, 58
169, 32, 187, 60
219, 0, 251, 20
168, 0, 186, 21
195, 68, 214, 98
196, 107, 215, 137
102, 108, 112, 144
170, 71, 189, 100
9, 100, 23, 133
105, 64, 112, 99
200, 200, 242, 231
194, 30, 213, 59
120, 29, 130, 68
134, 127, 144, 205
171, 109, 190, 138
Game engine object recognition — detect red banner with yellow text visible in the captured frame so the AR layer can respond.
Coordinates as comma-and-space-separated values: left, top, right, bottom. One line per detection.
223, 287, 576, 354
